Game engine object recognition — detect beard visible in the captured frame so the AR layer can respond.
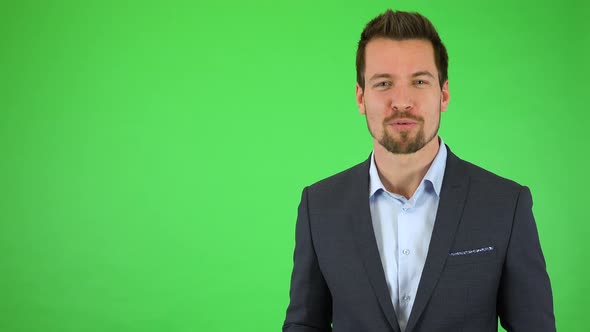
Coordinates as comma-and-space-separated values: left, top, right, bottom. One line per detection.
365, 104, 441, 155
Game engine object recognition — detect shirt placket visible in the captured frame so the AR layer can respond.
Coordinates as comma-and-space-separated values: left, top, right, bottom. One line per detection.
397, 201, 413, 330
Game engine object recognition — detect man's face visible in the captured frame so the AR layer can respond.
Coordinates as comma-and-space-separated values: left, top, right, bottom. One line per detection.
356, 38, 450, 154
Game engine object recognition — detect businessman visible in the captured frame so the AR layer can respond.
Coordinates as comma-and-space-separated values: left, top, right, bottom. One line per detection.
283, 10, 555, 332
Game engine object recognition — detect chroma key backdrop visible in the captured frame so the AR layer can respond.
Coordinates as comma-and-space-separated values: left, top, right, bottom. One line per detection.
1, 0, 588, 331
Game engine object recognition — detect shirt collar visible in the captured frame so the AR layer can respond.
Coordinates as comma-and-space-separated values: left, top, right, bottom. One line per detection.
369, 137, 448, 198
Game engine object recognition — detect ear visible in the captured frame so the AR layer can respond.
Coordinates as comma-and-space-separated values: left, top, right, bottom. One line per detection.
440, 80, 450, 113
356, 82, 366, 114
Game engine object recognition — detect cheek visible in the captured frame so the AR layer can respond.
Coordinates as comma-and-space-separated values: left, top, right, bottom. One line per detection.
364, 97, 386, 117
365, 106, 385, 125
423, 91, 442, 106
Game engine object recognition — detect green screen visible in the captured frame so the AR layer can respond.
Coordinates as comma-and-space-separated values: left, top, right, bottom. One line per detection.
1, 0, 588, 331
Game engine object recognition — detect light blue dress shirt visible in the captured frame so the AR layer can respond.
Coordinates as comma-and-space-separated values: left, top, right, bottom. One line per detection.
368, 139, 447, 332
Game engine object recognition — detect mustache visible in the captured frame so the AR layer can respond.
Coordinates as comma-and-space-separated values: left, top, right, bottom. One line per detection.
383, 112, 424, 123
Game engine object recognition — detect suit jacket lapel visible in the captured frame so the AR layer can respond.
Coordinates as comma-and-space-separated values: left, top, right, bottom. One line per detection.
404, 147, 470, 332
349, 157, 402, 332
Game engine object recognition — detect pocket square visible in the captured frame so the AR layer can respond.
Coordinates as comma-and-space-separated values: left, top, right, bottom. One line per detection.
449, 246, 495, 257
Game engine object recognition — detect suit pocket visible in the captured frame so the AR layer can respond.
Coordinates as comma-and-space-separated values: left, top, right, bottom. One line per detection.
445, 245, 497, 266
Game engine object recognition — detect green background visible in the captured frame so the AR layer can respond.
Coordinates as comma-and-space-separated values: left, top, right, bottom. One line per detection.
1, 0, 588, 331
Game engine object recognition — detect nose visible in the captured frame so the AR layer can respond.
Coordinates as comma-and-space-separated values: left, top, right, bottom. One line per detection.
390, 86, 413, 111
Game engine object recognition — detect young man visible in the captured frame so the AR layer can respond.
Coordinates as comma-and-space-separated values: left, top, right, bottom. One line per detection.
283, 10, 555, 332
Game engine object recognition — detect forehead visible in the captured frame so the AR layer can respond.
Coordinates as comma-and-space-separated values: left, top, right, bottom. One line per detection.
364, 38, 437, 77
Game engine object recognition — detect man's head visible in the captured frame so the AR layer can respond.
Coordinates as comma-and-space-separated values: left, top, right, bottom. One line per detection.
355, 10, 450, 154
356, 10, 448, 90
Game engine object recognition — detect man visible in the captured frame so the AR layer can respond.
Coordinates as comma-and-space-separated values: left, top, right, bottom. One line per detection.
283, 10, 555, 332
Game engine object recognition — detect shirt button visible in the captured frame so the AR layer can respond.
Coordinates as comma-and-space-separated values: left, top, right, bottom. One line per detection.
402, 295, 411, 302
402, 249, 410, 255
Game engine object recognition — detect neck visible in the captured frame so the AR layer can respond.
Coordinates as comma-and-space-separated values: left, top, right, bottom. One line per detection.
373, 136, 440, 199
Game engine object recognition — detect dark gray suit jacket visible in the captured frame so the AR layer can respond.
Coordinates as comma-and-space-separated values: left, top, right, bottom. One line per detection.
283, 146, 555, 332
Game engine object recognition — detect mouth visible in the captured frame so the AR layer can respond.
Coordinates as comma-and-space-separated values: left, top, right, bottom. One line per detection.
387, 118, 419, 131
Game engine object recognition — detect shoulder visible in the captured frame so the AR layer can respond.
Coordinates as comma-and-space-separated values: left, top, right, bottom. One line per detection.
450, 150, 530, 203
301, 157, 370, 210
463, 158, 522, 189
310, 159, 368, 189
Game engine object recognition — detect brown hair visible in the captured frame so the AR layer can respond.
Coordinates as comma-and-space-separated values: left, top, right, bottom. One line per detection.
356, 10, 448, 89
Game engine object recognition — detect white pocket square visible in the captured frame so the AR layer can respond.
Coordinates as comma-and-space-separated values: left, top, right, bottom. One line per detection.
449, 246, 495, 257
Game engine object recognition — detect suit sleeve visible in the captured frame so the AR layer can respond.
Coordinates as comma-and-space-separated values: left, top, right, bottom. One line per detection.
283, 187, 333, 332
498, 186, 556, 331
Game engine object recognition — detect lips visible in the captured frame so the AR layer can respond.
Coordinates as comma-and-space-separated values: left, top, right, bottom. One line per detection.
390, 118, 417, 125
387, 118, 419, 131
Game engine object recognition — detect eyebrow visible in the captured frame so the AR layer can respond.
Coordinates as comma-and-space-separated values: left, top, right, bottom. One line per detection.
411, 71, 436, 79
368, 71, 436, 81
368, 73, 393, 82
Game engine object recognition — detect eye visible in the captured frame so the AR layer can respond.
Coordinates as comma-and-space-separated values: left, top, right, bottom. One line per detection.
414, 80, 428, 86
374, 81, 391, 88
